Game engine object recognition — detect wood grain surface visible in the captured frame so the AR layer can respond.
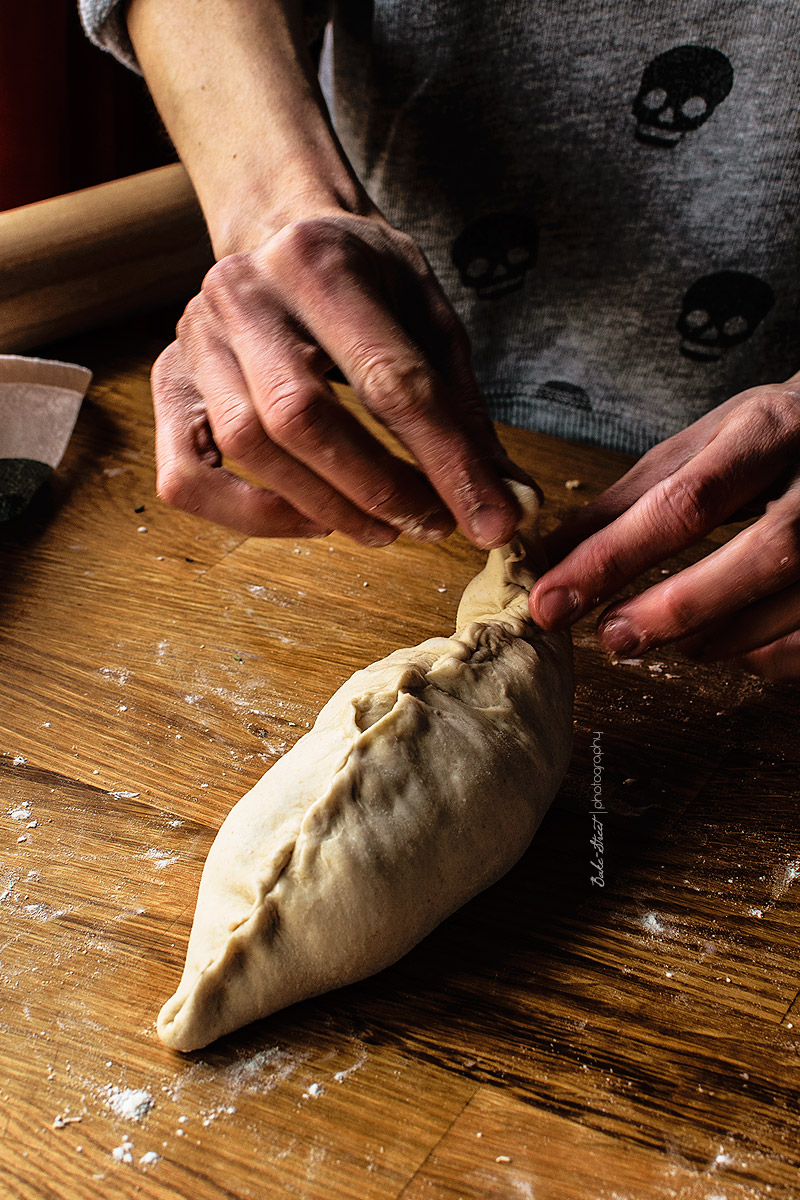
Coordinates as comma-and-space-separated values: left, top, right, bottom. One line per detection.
1, 310, 798, 1200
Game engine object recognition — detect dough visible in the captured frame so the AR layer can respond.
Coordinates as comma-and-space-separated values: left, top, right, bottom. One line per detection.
157, 485, 573, 1051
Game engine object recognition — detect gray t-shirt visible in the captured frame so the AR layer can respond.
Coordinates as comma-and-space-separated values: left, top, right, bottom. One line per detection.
80, 0, 800, 455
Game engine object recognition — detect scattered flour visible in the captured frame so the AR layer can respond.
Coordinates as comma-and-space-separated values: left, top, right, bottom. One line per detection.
139, 1151, 160, 1167
641, 913, 665, 934
224, 1047, 298, 1093
104, 1087, 155, 1122
22, 903, 71, 922
153, 856, 179, 870
771, 858, 800, 901
165, 1044, 305, 1114
10, 807, 32, 822
53, 1113, 82, 1129
201, 1106, 237, 1127
142, 849, 178, 868
247, 584, 295, 609
333, 1053, 368, 1084
100, 668, 130, 685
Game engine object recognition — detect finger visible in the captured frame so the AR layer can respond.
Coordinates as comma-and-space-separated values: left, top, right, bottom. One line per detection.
178, 326, 404, 547
736, 630, 800, 682
391, 259, 542, 503
541, 386, 795, 565
682, 579, 800, 661
408, 270, 542, 498
219, 299, 457, 543
594, 508, 800, 655
152, 346, 330, 539
282, 247, 521, 548
321, 300, 520, 548
542, 439, 698, 565
530, 403, 794, 630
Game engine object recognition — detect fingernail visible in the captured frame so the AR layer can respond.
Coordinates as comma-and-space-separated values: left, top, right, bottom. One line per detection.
535, 586, 580, 629
600, 616, 642, 655
471, 504, 515, 548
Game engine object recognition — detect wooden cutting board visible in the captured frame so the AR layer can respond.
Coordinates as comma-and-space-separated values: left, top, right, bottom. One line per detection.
1, 310, 798, 1200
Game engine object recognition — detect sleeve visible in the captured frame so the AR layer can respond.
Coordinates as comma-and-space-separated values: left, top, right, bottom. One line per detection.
77, 0, 333, 75
77, 1, 142, 73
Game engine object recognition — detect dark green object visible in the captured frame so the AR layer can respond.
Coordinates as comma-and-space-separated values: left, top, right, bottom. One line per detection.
0, 458, 52, 522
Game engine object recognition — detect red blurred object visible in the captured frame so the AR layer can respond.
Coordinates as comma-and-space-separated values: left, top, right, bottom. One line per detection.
0, 0, 173, 211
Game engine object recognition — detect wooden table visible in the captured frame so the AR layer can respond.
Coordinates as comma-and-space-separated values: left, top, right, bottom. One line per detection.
2, 310, 798, 1200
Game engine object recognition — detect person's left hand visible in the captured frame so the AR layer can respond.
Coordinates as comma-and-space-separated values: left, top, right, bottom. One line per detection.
528, 378, 800, 682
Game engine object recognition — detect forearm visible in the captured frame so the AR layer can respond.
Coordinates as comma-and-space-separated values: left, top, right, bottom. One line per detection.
126, 0, 374, 256
126, 0, 525, 556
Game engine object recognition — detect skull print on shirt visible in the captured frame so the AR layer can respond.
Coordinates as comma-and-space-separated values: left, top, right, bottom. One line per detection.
452, 213, 538, 299
677, 271, 774, 362
633, 45, 734, 148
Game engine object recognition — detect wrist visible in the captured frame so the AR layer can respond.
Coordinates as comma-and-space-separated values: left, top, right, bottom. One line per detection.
206, 153, 377, 259
127, 0, 376, 259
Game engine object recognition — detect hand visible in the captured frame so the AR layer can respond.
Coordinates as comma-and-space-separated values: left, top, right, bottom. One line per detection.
529, 381, 800, 681
153, 213, 526, 548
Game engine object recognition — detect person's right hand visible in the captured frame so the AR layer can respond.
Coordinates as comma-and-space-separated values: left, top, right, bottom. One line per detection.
153, 212, 527, 547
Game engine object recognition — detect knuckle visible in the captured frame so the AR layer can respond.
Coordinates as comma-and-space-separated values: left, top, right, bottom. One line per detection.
199, 253, 266, 323
393, 228, 427, 271
361, 355, 434, 422
272, 219, 355, 278
390, 226, 417, 255
175, 293, 209, 342
585, 540, 631, 592
151, 345, 195, 413
263, 387, 323, 446
212, 407, 266, 461
157, 465, 195, 512
656, 473, 717, 540
201, 252, 250, 300
762, 387, 800, 437
655, 579, 697, 632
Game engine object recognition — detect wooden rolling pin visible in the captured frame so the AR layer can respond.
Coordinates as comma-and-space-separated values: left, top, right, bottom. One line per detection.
0, 163, 212, 353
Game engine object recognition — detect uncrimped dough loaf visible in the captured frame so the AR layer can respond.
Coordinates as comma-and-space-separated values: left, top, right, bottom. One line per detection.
157, 487, 573, 1051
